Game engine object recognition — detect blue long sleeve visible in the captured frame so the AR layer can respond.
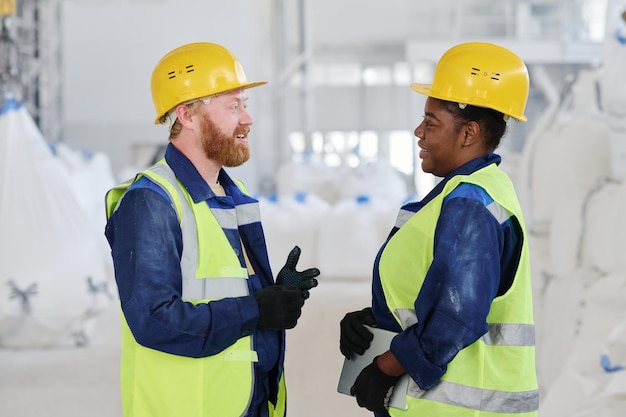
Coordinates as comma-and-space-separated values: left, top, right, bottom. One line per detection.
371, 154, 523, 391
105, 144, 283, 417
105, 185, 260, 358
390, 189, 503, 389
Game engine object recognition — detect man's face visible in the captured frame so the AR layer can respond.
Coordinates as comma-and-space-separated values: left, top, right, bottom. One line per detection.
199, 89, 253, 167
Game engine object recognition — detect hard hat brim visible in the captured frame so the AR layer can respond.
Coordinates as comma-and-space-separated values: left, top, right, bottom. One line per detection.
153, 80, 268, 125
236, 80, 269, 91
410, 83, 433, 97
409, 82, 527, 122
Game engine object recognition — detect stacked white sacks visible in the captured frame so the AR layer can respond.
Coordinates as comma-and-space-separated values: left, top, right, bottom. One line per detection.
266, 159, 409, 280
52, 142, 118, 275
339, 160, 410, 207
516, 69, 612, 237
516, 52, 626, 413
0, 99, 115, 348
601, 0, 626, 181
259, 192, 330, 276
539, 268, 626, 417
316, 194, 398, 280
275, 159, 346, 205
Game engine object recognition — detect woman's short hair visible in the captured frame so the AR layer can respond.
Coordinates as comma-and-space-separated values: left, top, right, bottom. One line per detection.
441, 100, 508, 150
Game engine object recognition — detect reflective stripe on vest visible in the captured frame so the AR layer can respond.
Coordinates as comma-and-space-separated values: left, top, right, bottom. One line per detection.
381, 164, 538, 416
146, 162, 252, 301
396, 200, 511, 230
211, 203, 262, 229
106, 161, 275, 417
407, 380, 540, 414
393, 309, 535, 347
394, 308, 418, 329
394, 209, 415, 229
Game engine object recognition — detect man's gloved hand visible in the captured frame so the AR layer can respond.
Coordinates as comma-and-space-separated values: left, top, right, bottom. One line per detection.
253, 286, 305, 330
276, 246, 320, 299
350, 356, 400, 413
340, 307, 377, 358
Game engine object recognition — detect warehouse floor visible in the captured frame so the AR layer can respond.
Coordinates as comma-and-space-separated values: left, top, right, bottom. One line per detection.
0, 279, 373, 417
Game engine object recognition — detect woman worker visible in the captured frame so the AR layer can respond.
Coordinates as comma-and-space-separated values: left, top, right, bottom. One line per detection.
339, 42, 539, 417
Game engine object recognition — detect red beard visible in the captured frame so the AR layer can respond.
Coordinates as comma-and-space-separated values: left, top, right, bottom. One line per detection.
200, 115, 250, 167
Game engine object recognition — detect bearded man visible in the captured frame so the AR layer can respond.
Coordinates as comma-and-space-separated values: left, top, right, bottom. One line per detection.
104, 42, 319, 417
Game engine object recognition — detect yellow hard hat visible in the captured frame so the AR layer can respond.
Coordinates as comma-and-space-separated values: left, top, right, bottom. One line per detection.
411, 42, 529, 122
150, 42, 268, 124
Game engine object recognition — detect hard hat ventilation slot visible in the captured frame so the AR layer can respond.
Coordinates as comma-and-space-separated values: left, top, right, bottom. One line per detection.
491, 72, 501, 81
166, 65, 195, 80
470, 67, 481, 76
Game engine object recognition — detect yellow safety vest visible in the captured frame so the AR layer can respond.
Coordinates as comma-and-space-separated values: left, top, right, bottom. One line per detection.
106, 160, 286, 417
379, 163, 539, 417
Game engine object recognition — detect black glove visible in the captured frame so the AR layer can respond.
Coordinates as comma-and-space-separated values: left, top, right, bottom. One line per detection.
340, 307, 377, 358
276, 246, 320, 299
350, 356, 400, 413
253, 286, 305, 330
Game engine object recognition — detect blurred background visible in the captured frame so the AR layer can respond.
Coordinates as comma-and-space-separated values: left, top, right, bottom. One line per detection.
1, 0, 626, 416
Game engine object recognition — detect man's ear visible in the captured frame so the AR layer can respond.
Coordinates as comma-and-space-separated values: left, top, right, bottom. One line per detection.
175, 103, 195, 128
461, 121, 480, 147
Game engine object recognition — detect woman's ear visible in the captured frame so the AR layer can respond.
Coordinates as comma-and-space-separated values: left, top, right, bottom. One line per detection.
461, 121, 480, 147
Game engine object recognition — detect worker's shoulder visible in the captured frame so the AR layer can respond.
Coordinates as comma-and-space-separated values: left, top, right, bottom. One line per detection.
445, 182, 493, 206
127, 176, 172, 203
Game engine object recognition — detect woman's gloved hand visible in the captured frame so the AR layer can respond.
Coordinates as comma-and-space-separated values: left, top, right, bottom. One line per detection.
340, 307, 377, 359
350, 356, 400, 412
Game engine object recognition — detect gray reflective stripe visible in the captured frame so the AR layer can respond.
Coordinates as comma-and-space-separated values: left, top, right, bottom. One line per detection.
149, 163, 199, 284
407, 379, 539, 414
235, 202, 262, 226
396, 201, 511, 229
486, 201, 511, 224
481, 323, 535, 346
210, 202, 261, 230
396, 313, 539, 413
395, 308, 418, 328
394, 309, 534, 347
395, 209, 415, 229
182, 277, 249, 300
211, 207, 238, 229
148, 163, 251, 300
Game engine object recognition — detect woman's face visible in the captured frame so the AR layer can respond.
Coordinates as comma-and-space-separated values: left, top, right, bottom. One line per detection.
414, 97, 467, 177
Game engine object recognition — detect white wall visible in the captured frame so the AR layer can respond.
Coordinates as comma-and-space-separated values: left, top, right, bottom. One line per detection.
58, 0, 605, 193
60, 0, 275, 192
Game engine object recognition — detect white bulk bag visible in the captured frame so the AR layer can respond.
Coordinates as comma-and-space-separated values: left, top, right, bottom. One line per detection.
259, 192, 330, 275
317, 195, 396, 280
0, 99, 112, 348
